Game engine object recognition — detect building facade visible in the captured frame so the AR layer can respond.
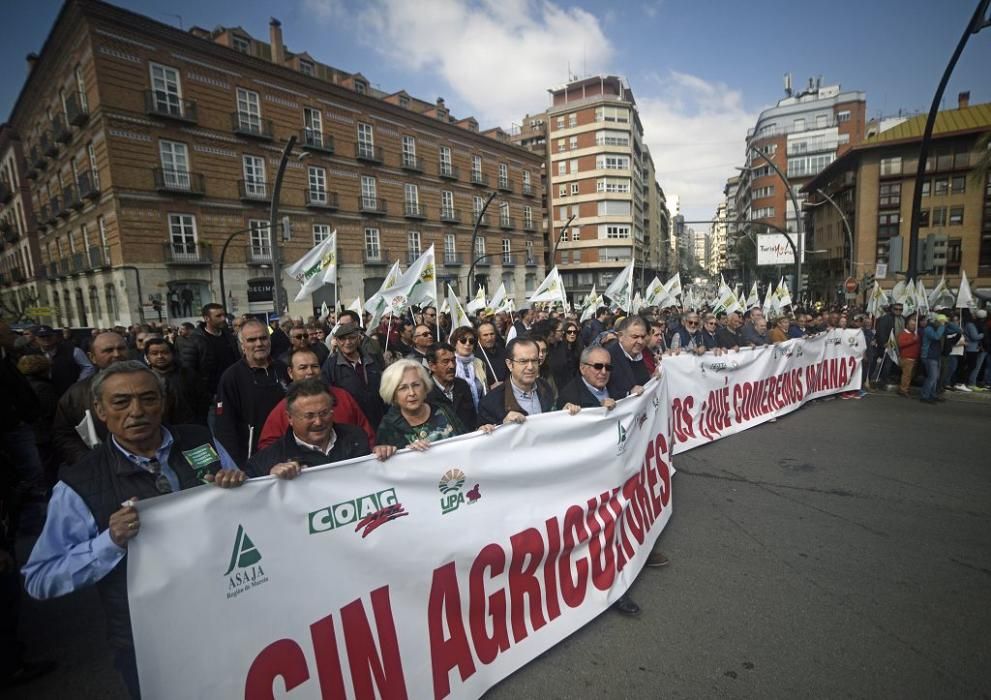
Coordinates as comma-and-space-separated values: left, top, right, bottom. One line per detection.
0, 0, 544, 327
803, 96, 991, 301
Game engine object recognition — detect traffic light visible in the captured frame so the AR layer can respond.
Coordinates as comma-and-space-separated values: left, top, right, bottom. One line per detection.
864, 273, 875, 289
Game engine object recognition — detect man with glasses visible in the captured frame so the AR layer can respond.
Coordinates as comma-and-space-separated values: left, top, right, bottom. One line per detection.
23, 361, 246, 697
559, 346, 619, 413
277, 326, 313, 366
478, 338, 554, 424
213, 319, 290, 466
322, 323, 386, 429
306, 324, 330, 365
672, 312, 705, 354
420, 306, 438, 327
607, 316, 652, 399
407, 324, 435, 368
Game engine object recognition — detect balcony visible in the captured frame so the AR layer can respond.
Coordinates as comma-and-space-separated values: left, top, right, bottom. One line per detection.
403, 202, 426, 219
163, 242, 212, 266
63, 185, 82, 211
475, 256, 490, 267
42, 132, 58, 157
523, 219, 537, 232
58, 258, 70, 276
501, 255, 516, 267
363, 248, 390, 265
154, 168, 205, 196
354, 142, 384, 164
238, 180, 269, 203
246, 245, 273, 265
53, 116, 72, 144
497, 177, 513, 193
358, 196, 387, 215
71, 252, 85, 273
439, 163, 459, 180
145, 92, 198, 123
231, 112, 274, 140
305, 189, 339, 210
31, 146, 47, 171
47, 262, 58, 278
66, 93, 89, 126
49, 196, 64, 221
38, 205, 51, 228
12, 268, 26, 284
406, 250, 423, 264
0, 221, 16, 244
443, 253, 464, 266
470, 171, 488, 186
525, 256, 539, 267
78, 170, 100, 200
87, 246, 108, 268
401, 155, 424, 173
472, 212, 489, 227
499, 216, 515, 230
0, 181, 11, 204
440, 208, 461, 224
300, 129, 334, 154
522, 182, 535, 197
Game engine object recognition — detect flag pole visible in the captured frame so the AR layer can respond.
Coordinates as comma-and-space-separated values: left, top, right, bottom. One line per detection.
384, 314, 392, 355
477, 344, 498, 383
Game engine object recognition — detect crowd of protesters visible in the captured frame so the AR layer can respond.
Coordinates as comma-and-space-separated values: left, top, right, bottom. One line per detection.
1, 293, 989, 695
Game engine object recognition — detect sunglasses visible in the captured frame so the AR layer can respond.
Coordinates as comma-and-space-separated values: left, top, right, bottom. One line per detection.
415, 332, 433, 338
583, 362, 613, 372
565, 329, 578, 334
458, 337, 476, 345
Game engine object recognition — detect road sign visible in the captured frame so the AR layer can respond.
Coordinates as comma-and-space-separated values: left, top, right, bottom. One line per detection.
844, 277, 858, 293
875, 262, 888, 279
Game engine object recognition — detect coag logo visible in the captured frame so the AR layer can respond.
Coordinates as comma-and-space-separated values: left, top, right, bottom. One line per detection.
438, 468, 481, 514
308, 489, 407, 536
225, 524, 268, 599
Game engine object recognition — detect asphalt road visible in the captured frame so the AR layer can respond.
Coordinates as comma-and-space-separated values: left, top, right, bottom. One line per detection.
10, 392, 991, 699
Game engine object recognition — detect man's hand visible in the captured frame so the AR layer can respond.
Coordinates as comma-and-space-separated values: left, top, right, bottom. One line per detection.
564, 402, 581, 416
373, 445, 396, 461
270, 461, 303, 480
628, 385, 645, 397
712, 347, 725, 356
603, 398, 618, 411
503, 410, 526, 424
408, 438, 431, 452
477, 424, 496, 433
693, 345, 706, 356
109, 497, 140, 548
666, 347, 682, 356
208, 469, 248, 488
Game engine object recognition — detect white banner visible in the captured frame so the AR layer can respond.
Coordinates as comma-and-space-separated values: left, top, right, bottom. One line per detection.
129, 382, 675, 699
664, 330, 864, 453
756, 233, 804, 266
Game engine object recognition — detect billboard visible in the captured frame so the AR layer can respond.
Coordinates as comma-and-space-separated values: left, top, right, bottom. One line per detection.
756, 233, 805, 266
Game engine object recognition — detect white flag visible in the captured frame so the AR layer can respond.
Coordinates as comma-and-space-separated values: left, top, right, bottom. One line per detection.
403, 244, 438, 309
604, 261, 635, 312
885, 328, 900, 367
447, 284, 472, 339
745, 282, 760, 310
284, 232, 336, 303
928, 275, 954, 310
486, 283, 508, 316
529, 266, 567, 305
664, 271, 683, 299
644, 277, 668, 308
714, 276, 742, 314
366, 260, 404, 328
466, 285, 487, 313
892, 280, 915, 316
867, 281, 889, 317
631, 291, 643, 314
955, 270, 975, 309
914, 279, 930, 317
319, 301, 331, 321
347, 297, 364, 317
775, 277, 792, 309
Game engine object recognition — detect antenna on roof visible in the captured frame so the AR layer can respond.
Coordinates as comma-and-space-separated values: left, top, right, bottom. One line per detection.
162, 13, 184, 30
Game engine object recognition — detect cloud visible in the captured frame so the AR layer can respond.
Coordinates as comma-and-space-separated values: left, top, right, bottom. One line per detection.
636, 70, 756, 222
304, 0, 614, 127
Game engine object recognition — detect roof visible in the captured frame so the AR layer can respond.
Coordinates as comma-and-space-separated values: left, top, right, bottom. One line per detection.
864, 102, 991, 144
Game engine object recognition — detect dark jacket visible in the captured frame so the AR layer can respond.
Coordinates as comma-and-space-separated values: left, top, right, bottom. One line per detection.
477, 378, 555, 424
157, 366, 211, 426
58, 424, 221, 652
321, 350, 385, 428
245, 423, 370, 478
376, 402, 465, 448
475, 344, 507, 385
52, 374, 106, 466
0, 351, 41, 429
178, 323, 240, 397
716, 325, 743, 349
606, 342, 651, 399
44, 341, 84, 397
428, 377, 478, 431
557, 377, 613, 409
213, 360, 289, 466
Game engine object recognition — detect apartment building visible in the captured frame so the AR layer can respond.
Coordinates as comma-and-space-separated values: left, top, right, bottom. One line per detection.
722, 175, 742, 283
737, 76, 866, 241
0, 0, 544, 327
803, 95, 990, 299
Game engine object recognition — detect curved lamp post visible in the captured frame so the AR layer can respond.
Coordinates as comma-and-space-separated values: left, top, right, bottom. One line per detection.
467, 191, 498, 295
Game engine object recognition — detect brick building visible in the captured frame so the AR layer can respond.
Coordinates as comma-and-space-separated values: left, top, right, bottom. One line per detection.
0, 0, 544, 327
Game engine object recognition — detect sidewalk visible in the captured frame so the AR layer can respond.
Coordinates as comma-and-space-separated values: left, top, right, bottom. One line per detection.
869, 382, 991, 403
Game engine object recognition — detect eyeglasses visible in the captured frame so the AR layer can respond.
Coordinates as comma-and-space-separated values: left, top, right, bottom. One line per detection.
146, 459, 173, 495
458, 337, 476, 345
565, 329, 578, 335
510, 358, 540, 366
583, 362, 613, 372
415, 332, 433, 338
294, 408, 333, 421
685, 321, 699, 326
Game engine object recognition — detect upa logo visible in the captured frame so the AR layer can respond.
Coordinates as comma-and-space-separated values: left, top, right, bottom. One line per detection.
224, 524, 269, 600
438, 468, 480, 514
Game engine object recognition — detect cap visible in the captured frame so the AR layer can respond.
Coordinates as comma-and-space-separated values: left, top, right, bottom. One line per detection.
935, 314, 948, 323
31, 324, 56, 337
332, 323, 362, 338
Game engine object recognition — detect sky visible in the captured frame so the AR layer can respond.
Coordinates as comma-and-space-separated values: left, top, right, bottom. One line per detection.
3, 0, 990, 224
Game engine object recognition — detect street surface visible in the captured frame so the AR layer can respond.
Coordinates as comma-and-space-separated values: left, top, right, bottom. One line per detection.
11, 393, 991, 699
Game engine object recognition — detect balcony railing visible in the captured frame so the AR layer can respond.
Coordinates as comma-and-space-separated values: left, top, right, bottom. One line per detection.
88, 246, 107, 268
301, 129, 334, 154
66, 93, 89, 126
522, 182, 534, 197
47, 262, 58, 277
164, 242, 212, 265
49, 196, 64, 221
53, 116, 72, 144
305, 189, 339, 209
1, 222, 16, 244
497, 177, 513, 193
58, 258, 70, 275
71, 252, 85, 273
470, 171, 488, 186
12, 269, 26, 283
472, 212, 488, 227
63, 185, 82, 211
78, 171, 100, 200
239, 180, 269, 202
246, 245, 273, 265
523, 219, 536, 232
443, 253, 464, 266
475, 256, 490, 267
42, 132, 58, 157
363, 248, 390, 265
406, 250, 423, 265
145, 92, 198, 123
525, 256, 539, 267
401, 155, 424, 173
499, 216, 515, 230
231, 112, 274, 140
355, 142, 384, 164
501, 254, 516, 267
404, 202, 426, 219
439, 163, 459, 180
358, 196, 387, 215
30, 146, 46, 171
440, 208, 461, 224
154, 168, 205, 196
0, 181, 11, 203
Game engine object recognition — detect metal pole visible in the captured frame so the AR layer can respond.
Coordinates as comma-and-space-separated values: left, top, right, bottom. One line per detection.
907, 0, 990, 280
467, 191, 498, 296
269, 135, 298, 317
747, 145, 803, 298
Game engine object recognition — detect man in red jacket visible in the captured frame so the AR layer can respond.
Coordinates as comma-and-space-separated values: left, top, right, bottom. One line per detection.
896, 315, 921, 398
258, 348, 374, 450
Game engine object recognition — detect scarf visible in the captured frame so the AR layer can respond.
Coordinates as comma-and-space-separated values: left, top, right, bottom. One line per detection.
456, 355, 482, 407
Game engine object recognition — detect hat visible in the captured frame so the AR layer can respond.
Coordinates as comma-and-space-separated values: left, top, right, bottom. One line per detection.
31, 324, 56, 337
332, 323, 362, 338
935, 314, 948, 323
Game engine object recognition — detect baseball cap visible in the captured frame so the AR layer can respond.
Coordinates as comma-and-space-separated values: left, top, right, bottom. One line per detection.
31, 325, 56, 337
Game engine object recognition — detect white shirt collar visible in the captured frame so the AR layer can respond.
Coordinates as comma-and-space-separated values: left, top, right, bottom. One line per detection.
292, 428, 337, 456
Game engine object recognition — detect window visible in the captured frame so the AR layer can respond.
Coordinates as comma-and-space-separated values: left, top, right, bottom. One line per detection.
439, 146, 452, 175
524, 206, 533, 227
558, 184, 567, 197
603, 225, 631, 239
364, 228, 381, 260
596, 130, 630, 147
570, 159, 579, 174
249, 220, 272, 257
570, 183, 579, 195
597, 154, 630, 170
595, 106, 629, 123
357, 122, 374, 158
949, 207, 964, 225
98, 215, 109, 257
502, 239, 512, 264
878, 182, 900, 208
232, 35, 250, 53
560, 250, 569, 264
402, 135, 417, 167
597, 177, 630, 193
159, 140, 190, 189
472, 154, 482, 179
572, 249, 581, 263
793, 118, 805, 132
475, 237, 485, 259
168, 214, 197, 256
787, 153, 833, 178
934, 177, 949, 196
919, 209, 930, 227
878, 212, 900, 238
921, 180, 931, 197
946, 238, 962, 275
444, 233, 456, 263
299, 59, 314, 76
752, 185, 774, 199
149, 63, 182, 116
751, 207, 775, 219
404, 183, 419, 205
499, 163, 509, 187
880, 157, 902, 176
525, 239, 534, 263
598, 200, 631, 216
308, 167, 327, 202
499, 201, 510, 226
313, 224, 331, 245
354, 80, 367, 95
555, 116, 564, 130
837, 110, 851, 123
361, 176, 377, 208
407, 231, 421, 260
75, 65, 88, 111
523, 170, 531, 189
473, 195, 484, 218
951, 176, 966, 194
441, 190, 454, 218
931, 207, 947, 226
568, 113, 577, 128
85, 142, 100, 191
242, 155, 266, 197
571, 228, 581, 241
557, 161, 567, 177
236, 88, 262, 132
303, 108, 323, 147
953, 152, 970, 169
557, 139, 566, 153
569, 136, 578, 151
816, 114, 828, 128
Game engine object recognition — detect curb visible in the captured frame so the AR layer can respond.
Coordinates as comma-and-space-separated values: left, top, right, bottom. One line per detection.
868, 384, 991, 404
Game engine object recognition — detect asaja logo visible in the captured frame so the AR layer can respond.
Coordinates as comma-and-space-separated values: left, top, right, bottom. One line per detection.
439, 468, 481, 514
224, 524, 268, 599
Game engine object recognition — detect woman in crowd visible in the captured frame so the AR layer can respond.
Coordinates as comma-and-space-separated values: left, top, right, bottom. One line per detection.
450, 326, 488, 408
375, 359, 469, 450
897, 315, 920, 398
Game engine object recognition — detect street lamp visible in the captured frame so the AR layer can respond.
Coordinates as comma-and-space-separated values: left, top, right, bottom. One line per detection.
467, 191, 498, 296
809, 188, 855, 279
268, 134, 297, 317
